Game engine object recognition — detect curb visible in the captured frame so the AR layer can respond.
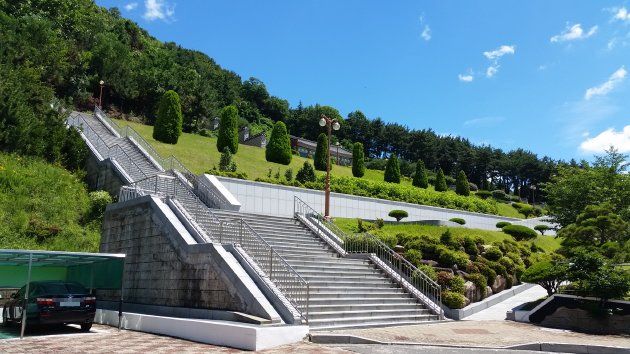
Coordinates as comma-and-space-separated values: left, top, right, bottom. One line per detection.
310, 334, 630, 353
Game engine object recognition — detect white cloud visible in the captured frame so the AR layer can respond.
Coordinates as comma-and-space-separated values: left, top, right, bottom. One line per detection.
584, 66, 627, 100
419, 15, 431, 41
486, 65, 499, 78
550, 24, 598, 43
483, 45, 515, 60
463, 116, 505, 127
143, 0, 175, 21
580, 125, 630, 153
124, 2, 138, 11
458, 74, 473, 82
481, 45, 515, 78
612, 7, 630, 22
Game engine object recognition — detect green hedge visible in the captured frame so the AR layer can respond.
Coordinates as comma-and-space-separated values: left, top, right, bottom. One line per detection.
502, 225, 537, 241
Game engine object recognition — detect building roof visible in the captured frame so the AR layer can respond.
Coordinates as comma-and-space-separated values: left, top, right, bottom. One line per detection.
290, 135, 353, 158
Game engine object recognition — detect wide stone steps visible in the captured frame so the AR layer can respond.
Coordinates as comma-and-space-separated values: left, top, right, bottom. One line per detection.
309, 315, 440, 330
308, 297, 417, 305
306, 280, 396, 288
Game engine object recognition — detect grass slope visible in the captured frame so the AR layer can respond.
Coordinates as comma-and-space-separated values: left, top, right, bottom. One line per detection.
0, 153, 100, 252
113, 119, 524, 218
334, 218, 561, 253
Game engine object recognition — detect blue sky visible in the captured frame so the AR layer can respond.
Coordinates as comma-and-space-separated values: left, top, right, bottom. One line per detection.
97, 0, 630, 161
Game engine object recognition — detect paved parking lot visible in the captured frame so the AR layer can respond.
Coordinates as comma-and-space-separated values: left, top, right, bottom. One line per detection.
0, 324, 349, 353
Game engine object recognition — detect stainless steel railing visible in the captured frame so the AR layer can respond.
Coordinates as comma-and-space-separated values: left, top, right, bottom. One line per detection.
294, 196, 443, 317
120, 176, 310, 322
68, 113, 148, 182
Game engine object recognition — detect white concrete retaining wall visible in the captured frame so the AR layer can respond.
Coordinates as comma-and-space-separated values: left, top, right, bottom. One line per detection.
215, 176, 555, 233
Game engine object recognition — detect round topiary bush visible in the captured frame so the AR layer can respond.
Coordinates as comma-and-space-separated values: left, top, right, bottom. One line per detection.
438, 248, 470, 269
496, 221, 511, 229
476, 190, 492, 199
449, 217, 466, 225
484, 246, 503, 261
388, 209, 408, 222
405, 249, 422, 266
265, 121, 292, 165
502, 225, 538, 241
442, 291, 467, 309
466, 273, 488, 297
414, 264, 437, 281
491, 189, 508, 201
295, 161, 316, 184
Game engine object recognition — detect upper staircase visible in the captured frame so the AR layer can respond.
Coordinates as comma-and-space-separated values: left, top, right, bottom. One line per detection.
68, 108, 443, 330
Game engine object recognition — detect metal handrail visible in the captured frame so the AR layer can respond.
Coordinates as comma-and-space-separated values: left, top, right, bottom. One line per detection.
121, 176, 310, 322
293, 196, 443, 317
69, 113, 148, 182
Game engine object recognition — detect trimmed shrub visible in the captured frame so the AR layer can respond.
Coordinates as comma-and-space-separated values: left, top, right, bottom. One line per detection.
510, 195, 521, 202
352, 142, 365, 177
412, 160, 429, 188
484, 247, 503, 261
491, 189, 508, 201
265, 121, 292, 164
473, 262, 497, 285
442, 291, 467, 309
414, 264, 438, 282
521, 261, 568, 296
438, 247, 470, 269
434, 168, 448, 192
534, 224, 550, 235
216, 105, 239, 154
466, 273, 488, 297
388, 209, 408, 222
476, 190, 492, 199
468, 182, 478, 192
88, 191, 112, 220
314, 133, 328, 171
455, 170, 470, 196
496, 221, 511, 229
460, 235, 479, 256
405, 249, 423, 266
379, 234, 397, 248
153, 90, 183, 144
440, 230, 454, 246
384, 155, 401, 183
503, 225, 538, 241
449, 217, 466, 225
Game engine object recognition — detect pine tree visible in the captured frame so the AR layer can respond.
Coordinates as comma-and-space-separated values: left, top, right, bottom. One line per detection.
455, 170, 470, 196
314, 133, 329, 171
265, 121, 292, 164
153, 90, 183, 144
216, 105, 239, 154
296, 161, 316, 184
435, 168, 448, 192
352, 142, 365, 177
384, 155, 401, 183
412, 159, 428, 188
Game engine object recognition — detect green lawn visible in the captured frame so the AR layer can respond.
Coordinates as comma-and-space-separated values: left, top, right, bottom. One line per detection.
112, 119, 524, 218
333, 217, 561, 253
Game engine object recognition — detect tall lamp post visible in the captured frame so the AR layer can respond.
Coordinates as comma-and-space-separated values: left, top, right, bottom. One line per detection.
99, 80, 105, 108
319, 114, 340, 219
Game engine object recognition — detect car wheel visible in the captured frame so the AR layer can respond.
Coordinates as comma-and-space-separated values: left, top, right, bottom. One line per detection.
80, 322, 92, 332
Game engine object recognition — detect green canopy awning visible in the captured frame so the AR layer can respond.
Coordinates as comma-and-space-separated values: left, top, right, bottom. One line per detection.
0, 249, 125, 290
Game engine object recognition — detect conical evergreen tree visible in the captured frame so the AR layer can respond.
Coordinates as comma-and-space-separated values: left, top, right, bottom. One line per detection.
455, 170, 470, 196
352, 142, 365, 177
265, 121, 292, 164
314, 133, 329, 171
153, 90, 183, 144
412, 160, 429, 188
435, 167, 448, 192
384, 155, 401, 183
216, 105, 239, 154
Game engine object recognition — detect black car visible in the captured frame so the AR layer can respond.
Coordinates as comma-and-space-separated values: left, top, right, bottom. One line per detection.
2, 281, 96, 331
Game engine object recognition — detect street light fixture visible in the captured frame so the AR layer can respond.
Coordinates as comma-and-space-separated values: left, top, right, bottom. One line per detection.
99, 80, 105, 108
319, 114, 340, 218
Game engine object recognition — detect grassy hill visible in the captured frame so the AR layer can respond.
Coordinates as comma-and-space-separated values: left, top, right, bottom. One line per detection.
113, 118, 525, 218
0, 153, 101, 252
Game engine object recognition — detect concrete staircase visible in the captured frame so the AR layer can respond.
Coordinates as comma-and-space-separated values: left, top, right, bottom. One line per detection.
70, 109, 441, 330
210, 209, 440, 330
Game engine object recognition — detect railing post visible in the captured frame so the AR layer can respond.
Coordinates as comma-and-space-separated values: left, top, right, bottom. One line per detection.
306, 283, 310, 324
219, 221, 223, 244
240, 219, 244, 245
268, 249, 273, 277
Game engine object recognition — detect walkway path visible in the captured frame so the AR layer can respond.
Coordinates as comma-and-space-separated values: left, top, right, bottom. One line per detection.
465, 284, 548, 321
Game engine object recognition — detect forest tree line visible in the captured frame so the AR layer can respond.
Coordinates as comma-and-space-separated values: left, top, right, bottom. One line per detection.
0, 0, 572, 202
